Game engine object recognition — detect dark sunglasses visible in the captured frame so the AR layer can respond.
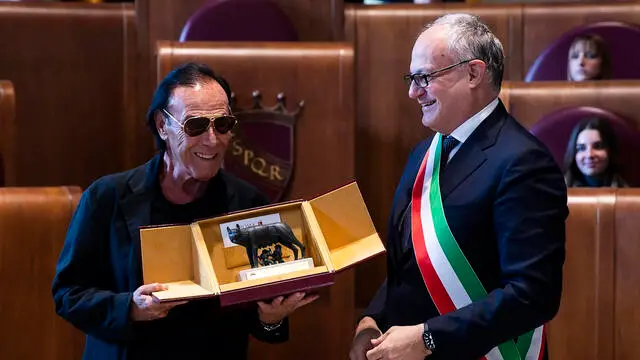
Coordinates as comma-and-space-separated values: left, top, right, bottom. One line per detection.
162, 108, 237, 137
403, 59, 473, 88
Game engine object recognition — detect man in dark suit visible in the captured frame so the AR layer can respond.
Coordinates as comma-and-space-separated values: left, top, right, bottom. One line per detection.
349, 14, 568, 360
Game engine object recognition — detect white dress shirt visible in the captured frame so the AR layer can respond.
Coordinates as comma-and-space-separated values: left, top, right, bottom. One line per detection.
444, 97, 499, 163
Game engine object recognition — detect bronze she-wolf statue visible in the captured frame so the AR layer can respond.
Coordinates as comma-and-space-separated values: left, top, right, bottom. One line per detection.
228, 222, 306, 268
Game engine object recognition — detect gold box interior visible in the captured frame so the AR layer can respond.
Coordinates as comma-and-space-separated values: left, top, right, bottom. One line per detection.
140, 182, 385, 302
197, 202, 330, 293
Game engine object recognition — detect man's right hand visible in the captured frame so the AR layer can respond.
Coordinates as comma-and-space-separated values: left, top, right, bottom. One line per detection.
349, 316, 383, 360
130, 283, 187, 321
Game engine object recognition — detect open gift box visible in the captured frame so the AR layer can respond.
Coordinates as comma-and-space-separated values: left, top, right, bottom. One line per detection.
139, 182, 385, 306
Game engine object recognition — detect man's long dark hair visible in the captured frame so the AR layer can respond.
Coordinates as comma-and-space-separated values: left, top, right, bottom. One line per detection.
146, 63, 232, 151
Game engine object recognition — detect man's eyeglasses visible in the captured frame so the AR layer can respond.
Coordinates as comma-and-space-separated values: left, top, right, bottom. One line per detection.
162, 109, 237, 137
403, 59, 473, 88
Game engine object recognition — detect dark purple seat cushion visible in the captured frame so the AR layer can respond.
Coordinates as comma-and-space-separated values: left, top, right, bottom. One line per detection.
180, 0, 298, 42
530, 106, 640, 186
525, 22, 640, 81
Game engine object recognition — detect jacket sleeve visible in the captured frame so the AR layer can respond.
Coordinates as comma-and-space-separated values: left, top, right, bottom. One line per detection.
362, 140, 429, 332
361, 278, 389, 331
52, 182, 136, 344
250, 309, 290, 344
426, 148, 568, 359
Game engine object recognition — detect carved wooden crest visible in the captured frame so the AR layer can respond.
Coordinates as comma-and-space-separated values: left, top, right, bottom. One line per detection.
225, 90, 304, 202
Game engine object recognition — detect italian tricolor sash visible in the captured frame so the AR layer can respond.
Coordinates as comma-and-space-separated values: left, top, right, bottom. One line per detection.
411, 133, 545, 360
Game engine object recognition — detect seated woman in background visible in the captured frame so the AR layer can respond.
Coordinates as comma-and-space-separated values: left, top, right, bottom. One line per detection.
567, 34, 611, 81
564, 117, 628, 187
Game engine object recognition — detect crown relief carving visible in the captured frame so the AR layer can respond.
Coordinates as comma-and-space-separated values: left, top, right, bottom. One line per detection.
230, 90, 304, 118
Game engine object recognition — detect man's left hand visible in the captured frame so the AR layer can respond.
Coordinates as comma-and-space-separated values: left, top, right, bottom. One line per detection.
366, 324, 431, 360
257, 292, 319, 324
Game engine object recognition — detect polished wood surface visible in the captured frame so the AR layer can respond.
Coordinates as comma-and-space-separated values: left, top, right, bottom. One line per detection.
0, 186, 84, 360
0, 2, 138, 188
548, 189, 615, 360
500, 80, 640, 129
156, 41, 356, 360
613, 189, 640, 360
273, 0, 345, 41
136, 0, 342, 46
0, 80, 15, 186
548, 188, 640, 360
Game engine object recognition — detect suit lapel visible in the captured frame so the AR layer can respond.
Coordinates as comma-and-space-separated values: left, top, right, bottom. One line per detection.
439, 142, 487, 200
120, 154, 161, 287
440, 102, 507, 200
392, 139, 432, 228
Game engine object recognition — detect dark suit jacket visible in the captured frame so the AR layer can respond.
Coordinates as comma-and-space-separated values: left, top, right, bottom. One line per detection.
52, 154, 288, 360
364, 101, 568, 359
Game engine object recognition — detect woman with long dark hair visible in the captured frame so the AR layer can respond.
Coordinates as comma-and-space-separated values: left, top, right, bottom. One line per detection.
563, 117, 628, 187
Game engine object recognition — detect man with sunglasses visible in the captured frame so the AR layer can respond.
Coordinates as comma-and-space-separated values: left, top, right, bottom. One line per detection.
350, 14, 568, 360
52, 63, 317, 360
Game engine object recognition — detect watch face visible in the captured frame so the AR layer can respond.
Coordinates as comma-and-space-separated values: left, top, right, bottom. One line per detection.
423, 331, 436, 350
261, 319, 283, 331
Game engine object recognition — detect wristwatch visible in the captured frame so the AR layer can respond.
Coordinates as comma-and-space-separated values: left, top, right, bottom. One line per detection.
422, 323, 436, 351
261, 319, 283, 331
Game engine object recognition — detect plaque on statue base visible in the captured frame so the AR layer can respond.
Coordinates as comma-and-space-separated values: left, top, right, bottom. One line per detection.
139, 181, 385, 306
237, 258, 315, 281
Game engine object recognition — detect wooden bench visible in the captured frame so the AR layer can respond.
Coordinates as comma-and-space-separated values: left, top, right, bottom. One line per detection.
0, 186, 84, 360
549, 188, 640, 360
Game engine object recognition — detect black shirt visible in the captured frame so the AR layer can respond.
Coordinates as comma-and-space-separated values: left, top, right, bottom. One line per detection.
128, 173, 277, 359
52, 154, 289, 360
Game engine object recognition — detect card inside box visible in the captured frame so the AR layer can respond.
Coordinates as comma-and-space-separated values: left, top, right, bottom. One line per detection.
140, 182, 385, 305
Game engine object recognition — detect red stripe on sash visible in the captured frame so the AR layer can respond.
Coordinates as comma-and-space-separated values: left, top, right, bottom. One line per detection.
411, 151, 456, 315
537, 327, 546, 360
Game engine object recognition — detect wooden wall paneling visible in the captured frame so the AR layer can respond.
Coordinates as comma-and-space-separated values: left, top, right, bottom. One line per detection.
137, 0, 342, 48
134, 0, 208, 166
0, 80, 16, 186
0, 2, 137, 188
270, 0, 345, 42
121, 2, 145, 171
547, 188, 615, 360
613, 189, 640, 360
500, 80, 640, 129
156, 41, 356, 360
0, 186, 84, 360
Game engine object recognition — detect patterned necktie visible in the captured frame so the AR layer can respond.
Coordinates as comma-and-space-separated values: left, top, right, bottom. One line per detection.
440, 135, 460, 170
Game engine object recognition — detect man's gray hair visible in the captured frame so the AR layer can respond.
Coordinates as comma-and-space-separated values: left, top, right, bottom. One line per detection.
423, 13, 505, 91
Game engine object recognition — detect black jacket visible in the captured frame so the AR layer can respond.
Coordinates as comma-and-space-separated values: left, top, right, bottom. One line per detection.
52, 154, 288, 360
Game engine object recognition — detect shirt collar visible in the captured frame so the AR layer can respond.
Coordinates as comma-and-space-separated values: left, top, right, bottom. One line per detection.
449, 97, 499, 143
